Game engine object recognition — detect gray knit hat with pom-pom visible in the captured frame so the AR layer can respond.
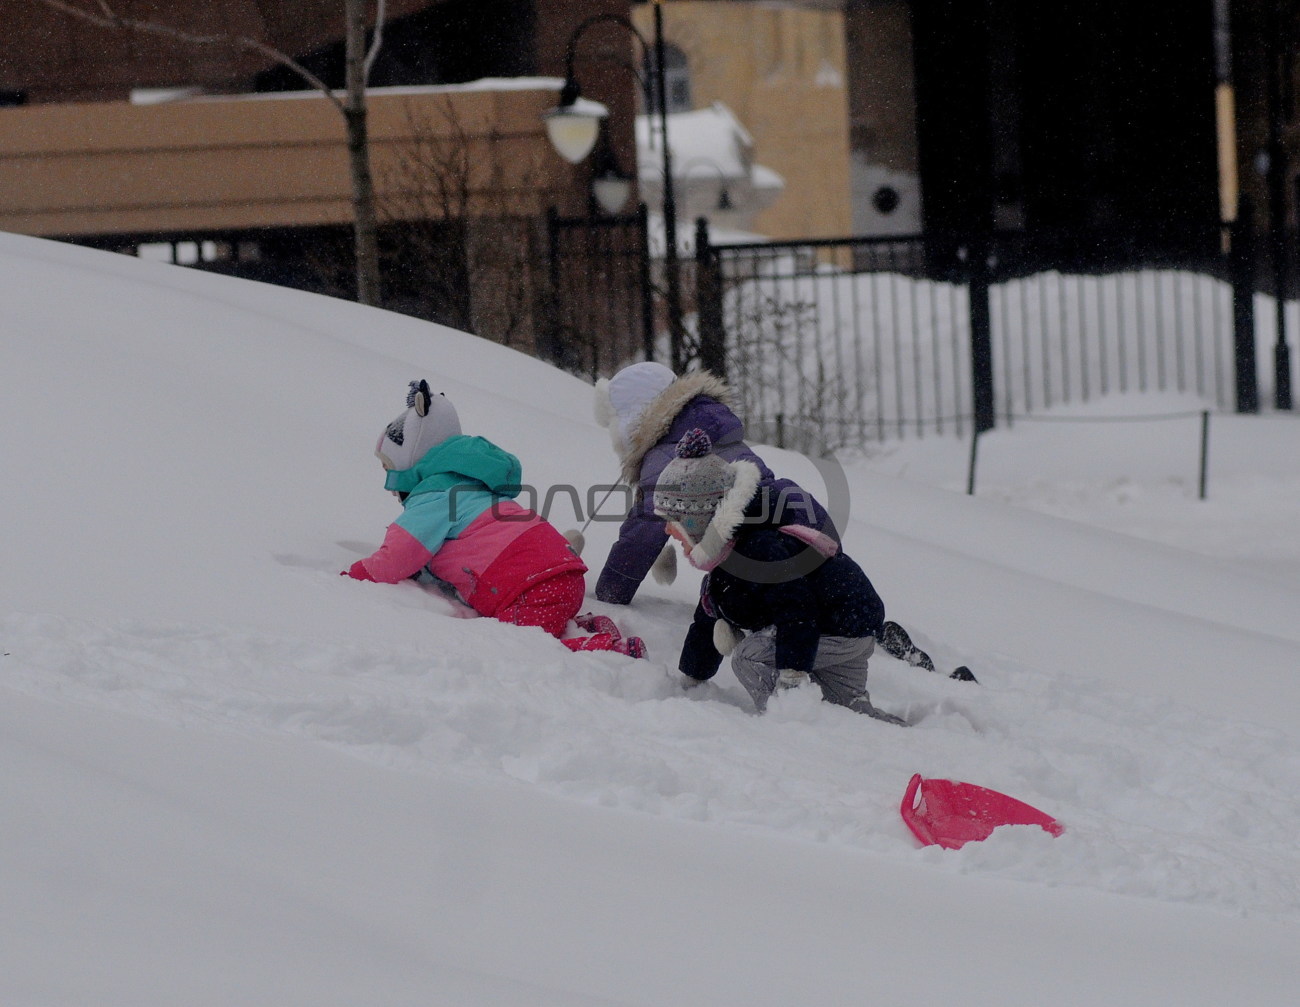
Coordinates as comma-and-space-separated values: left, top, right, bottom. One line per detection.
653, 428, 736, 531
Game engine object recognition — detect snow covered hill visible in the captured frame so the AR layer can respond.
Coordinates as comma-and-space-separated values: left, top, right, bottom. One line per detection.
3, 232, 1298, 1006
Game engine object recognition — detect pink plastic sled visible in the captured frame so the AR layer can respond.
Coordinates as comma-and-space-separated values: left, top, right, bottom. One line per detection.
901, 773, 1064, 850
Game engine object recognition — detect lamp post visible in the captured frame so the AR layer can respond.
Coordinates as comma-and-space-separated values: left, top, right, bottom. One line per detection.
543, 3, 685, 370
1265, 0, 1293, 409
677, 157, 737, 213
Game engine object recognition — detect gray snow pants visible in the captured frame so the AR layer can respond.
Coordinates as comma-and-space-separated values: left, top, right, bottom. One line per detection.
731, 629, 874, 712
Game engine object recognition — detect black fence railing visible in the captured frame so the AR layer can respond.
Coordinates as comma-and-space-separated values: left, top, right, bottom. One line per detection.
695, 221, 1253, 452
545, 205, 653, 380
71, 211, 656, 384
70, 209, 1278, 437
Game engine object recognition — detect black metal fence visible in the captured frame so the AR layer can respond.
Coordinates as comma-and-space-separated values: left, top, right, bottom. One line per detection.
69, 210, 655, 384
74, 210, 1276, 446
695, 222, 1253, 452
544, 205, 653, 380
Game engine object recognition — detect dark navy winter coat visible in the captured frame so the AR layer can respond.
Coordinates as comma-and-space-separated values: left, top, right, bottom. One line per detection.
596, 388, 836, 604
678, 487, 885, 682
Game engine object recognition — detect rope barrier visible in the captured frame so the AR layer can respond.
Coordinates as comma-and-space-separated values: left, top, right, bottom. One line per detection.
964, 409, 1217, 501
1008, 409, 1209, 423
753, 405, 1267, 502
761, 405, 1300, 433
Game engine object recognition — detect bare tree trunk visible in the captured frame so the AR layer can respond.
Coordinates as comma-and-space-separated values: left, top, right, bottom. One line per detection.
344, 0, 382, 307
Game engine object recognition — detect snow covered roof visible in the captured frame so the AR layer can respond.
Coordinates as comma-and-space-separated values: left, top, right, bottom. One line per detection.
636, 100, 781, 190
133, 77, 573, 105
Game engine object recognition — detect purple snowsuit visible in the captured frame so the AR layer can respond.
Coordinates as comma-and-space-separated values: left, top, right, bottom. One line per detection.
594, 371, 836, 605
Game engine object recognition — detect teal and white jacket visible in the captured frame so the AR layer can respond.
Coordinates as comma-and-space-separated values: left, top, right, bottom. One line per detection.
355, 435, 585, 615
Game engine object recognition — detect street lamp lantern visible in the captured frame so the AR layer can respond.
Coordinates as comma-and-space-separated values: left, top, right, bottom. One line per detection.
543, 4, 686, 370
593, 166, 634, 215
591, 131, 634, 214
543, 90, 607, 164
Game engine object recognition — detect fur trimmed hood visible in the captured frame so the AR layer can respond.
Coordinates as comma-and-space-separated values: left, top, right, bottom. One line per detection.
595, 369, 737, 486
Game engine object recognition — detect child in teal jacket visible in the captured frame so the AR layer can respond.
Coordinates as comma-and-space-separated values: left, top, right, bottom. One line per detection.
345, 380, 644, 657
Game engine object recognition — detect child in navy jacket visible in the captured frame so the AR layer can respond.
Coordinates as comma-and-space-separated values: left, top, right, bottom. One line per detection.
654, 428, 906, 724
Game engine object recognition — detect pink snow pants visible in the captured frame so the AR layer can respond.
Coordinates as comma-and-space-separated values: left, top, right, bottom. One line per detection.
497, 571, 626, 654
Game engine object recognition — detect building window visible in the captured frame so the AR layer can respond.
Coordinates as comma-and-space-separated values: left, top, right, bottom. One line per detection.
757, 14, 785, 79
649, 43, 692, 114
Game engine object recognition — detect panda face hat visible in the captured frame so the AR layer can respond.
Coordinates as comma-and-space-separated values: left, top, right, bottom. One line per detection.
375, 379, 462, 473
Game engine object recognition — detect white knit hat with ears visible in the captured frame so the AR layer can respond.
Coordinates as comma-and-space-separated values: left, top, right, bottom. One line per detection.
594, 361, 676, 453
374, 379, 462, 472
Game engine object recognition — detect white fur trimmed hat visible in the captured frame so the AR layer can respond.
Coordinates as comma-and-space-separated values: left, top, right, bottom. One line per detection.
594, 361, 675, 449
375, 379, 462, 472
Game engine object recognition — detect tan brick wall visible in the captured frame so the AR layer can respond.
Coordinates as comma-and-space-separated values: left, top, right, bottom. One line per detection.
0, 87, 579, 237
635, 1, 852, 241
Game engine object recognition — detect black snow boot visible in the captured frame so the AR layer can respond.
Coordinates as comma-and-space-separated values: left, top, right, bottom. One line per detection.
879, 621, 936, 672
847, 694, 910, 726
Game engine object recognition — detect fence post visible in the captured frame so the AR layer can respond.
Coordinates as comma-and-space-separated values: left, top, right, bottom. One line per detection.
1232, 198, 1260, 413
695, 217, 727, 378
1198, 410, 1211, 500
637, 202, 655, 362
968, 237, 996, 433
543, 206, 564, 366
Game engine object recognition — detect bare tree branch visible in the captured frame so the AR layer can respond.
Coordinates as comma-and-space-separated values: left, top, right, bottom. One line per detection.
364, 0, 387, 81
29, 0, 392, 306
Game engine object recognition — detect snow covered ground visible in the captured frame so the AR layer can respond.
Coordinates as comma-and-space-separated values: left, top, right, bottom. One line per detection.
3, 232, 1299, 1005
